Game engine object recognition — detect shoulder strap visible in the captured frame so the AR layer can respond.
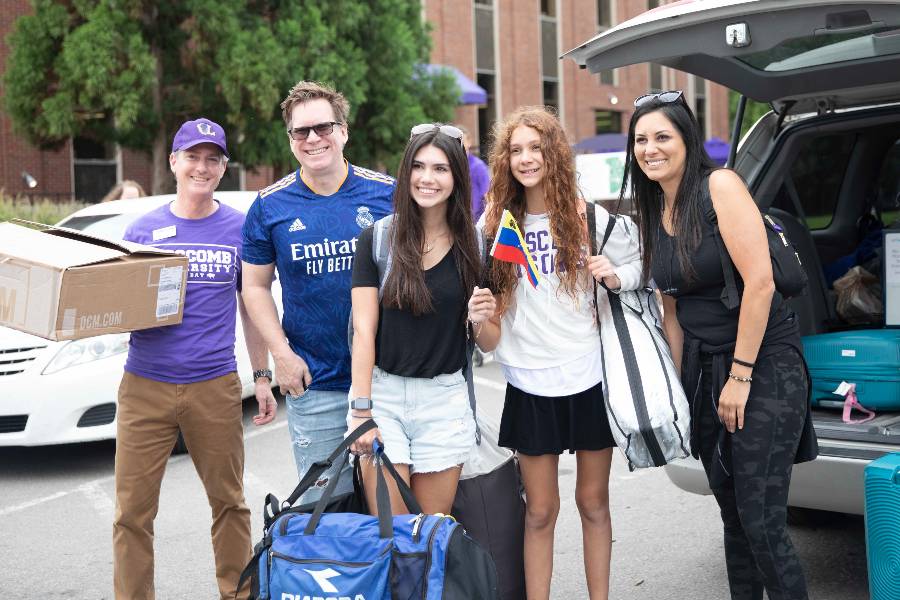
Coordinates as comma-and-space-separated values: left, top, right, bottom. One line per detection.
702, 175, 741, 310
372, 215, 394, 300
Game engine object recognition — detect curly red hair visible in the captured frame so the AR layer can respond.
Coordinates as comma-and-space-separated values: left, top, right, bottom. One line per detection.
484, 106, 586, 310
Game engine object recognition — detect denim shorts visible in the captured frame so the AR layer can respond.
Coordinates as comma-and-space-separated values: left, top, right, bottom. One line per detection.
349, 366, 476, 474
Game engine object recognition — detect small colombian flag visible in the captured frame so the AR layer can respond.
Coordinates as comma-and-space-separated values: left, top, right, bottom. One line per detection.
490, 209, 542, 288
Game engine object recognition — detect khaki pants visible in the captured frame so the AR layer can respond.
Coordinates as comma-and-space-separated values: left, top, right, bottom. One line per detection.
113, 371, 251, 600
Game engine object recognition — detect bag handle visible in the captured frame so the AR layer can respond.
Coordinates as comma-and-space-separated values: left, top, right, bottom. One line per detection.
302, 437, 424, 538
587, 204, 618, 329
264, 419, 378, 529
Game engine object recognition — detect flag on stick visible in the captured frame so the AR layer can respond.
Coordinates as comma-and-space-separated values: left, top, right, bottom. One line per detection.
490, 209, 541, 288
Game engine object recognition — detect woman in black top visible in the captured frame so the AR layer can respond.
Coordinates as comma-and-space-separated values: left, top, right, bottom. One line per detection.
622, 91, 817, 600
348, 124, 493, 515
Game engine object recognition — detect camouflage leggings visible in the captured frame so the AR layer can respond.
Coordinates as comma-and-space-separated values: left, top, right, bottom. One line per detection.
698, 348, 810, 600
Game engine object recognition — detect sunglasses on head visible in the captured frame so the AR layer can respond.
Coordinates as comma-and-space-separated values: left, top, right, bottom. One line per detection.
633, 90, 684, 107
287, 121, 342, 141
409, 123, 464, 144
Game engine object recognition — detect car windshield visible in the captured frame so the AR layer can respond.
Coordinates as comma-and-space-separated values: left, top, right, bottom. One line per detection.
738, 26, 900, 72
58, 213, 139, 241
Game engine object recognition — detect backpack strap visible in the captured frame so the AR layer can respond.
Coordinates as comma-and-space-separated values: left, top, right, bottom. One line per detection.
701, 176, 741, 310
372, 214, 394, 300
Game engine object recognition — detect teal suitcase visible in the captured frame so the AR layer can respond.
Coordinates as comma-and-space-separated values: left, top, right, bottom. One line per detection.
864, 452, 900, 600
801, 330, 900, 410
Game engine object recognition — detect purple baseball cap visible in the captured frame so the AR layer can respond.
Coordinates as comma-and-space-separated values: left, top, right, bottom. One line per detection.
171, 117, 229, 158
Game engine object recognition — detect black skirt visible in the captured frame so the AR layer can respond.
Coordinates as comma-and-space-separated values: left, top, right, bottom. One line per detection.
499, 380, 616, 456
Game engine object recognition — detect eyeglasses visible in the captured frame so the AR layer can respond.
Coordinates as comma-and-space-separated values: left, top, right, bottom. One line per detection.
409, 123, 464, 144
633, 90, 684, 107
287, 121, 342, 141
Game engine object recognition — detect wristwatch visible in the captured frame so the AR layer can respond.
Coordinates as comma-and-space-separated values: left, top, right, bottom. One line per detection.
350, 397, 372, 410
253, 369, 273, 382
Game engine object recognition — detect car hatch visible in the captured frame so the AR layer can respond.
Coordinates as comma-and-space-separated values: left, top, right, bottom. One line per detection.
563, 0, 900, 114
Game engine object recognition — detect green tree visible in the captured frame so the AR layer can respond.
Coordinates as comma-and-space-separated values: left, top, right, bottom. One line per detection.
4, 0, 458, 194
728, 90, 772, 141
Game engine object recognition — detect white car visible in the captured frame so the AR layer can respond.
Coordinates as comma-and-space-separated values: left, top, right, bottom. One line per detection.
0, 192, 279, 446
567, 0, 900, 517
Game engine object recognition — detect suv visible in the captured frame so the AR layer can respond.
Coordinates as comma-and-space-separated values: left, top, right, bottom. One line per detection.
565, 0, 900, 516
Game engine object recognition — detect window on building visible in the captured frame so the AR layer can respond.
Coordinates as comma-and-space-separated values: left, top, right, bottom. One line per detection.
598, 0, 612, 29
541, 16, 558, 80
218, 162, 243, 192
694, 76, 708, 137
541, 9, 559, 113
73, 136, 117, 203
598, 69, 616, 86
543, 81, 559, 113
648, 0, 660, 9
540, 0, 556, 16
475, 2, 495, 72
595, 110, 622, 134
475, 1, 497, 158
649, 63, 663, 92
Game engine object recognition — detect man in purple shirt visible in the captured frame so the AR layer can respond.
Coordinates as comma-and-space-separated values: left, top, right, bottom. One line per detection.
113, 118, 275, 600
461, 126, 490, 222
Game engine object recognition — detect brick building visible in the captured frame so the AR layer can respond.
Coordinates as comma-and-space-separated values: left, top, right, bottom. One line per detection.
1, 0, 731, 202
426, 0, 731, 157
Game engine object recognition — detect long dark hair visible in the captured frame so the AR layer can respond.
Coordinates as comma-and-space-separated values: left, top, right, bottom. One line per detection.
382, 127, 479, 317
619, 98, 719, 283
484, 106, 585, 311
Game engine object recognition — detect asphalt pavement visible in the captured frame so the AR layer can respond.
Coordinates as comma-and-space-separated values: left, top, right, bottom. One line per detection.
0, 360, 868, 599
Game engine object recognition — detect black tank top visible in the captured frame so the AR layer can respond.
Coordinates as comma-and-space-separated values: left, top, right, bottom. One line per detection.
650, 177, 797, 353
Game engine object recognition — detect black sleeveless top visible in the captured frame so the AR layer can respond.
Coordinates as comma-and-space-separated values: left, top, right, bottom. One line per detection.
650, 177, 798, 355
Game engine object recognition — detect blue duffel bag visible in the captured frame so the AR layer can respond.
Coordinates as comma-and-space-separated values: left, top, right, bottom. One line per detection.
242, 419, 499, 600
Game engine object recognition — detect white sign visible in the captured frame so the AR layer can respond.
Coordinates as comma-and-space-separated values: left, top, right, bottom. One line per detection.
885, 231, 900, 326
575, 152, 627, 201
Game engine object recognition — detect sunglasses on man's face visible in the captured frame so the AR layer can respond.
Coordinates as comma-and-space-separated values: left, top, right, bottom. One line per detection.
287, 121, 342, 141
409, 123, 464, 144
633, 90, 684, 107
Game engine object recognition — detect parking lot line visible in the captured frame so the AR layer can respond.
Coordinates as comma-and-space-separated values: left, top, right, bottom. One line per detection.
0, 419, 288, 518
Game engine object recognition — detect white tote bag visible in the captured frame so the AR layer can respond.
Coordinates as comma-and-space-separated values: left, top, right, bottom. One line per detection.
589, 209, 691, 469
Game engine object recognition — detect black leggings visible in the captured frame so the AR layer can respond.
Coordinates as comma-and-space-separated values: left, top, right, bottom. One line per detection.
698, 349, 810, 600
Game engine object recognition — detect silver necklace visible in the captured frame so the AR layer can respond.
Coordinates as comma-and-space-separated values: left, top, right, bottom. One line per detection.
423, 231, 449, 254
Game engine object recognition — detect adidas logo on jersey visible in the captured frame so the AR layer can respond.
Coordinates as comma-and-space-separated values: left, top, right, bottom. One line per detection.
289, 218, 306, 232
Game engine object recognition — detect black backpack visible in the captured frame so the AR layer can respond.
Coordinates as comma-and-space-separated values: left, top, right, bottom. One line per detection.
703, 179, 808, 309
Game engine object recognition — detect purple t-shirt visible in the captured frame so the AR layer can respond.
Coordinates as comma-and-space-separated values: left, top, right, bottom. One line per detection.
468, 153, 490, 223
123, 201, 244, 383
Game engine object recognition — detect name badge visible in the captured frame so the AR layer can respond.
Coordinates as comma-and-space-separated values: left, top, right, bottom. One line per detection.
152, 225, 177, 241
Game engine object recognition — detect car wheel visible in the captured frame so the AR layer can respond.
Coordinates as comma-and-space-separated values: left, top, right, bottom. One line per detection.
786, 506, 835, 527
172, 431, 189, 455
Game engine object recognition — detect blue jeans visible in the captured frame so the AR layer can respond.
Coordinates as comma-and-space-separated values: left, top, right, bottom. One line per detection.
286, 389, 353, 504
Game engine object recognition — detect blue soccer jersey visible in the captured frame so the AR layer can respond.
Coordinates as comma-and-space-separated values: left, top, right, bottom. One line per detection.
243, 163, 394, 392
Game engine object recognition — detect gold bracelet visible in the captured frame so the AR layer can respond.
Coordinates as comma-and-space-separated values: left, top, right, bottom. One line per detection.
728, 371, 752, 383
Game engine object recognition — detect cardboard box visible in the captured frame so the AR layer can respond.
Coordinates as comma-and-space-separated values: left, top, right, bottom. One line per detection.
0, 221, 188, 341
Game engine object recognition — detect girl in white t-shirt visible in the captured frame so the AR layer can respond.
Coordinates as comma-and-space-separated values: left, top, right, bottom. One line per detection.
468, 106, 641, 600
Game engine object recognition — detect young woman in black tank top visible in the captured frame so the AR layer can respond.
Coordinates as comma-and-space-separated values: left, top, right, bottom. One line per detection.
620, 91, 817, 600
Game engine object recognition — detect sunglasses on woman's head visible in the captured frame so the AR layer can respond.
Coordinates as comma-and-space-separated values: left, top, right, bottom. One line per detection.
633, 90, 684, 107
409, 123, 464, 144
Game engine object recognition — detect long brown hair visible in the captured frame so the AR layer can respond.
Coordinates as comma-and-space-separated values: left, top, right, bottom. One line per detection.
381, 127, 480, 316
484, 106, 585, 310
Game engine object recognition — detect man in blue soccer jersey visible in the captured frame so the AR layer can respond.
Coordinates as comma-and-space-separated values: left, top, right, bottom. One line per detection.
242, 81, 393, 501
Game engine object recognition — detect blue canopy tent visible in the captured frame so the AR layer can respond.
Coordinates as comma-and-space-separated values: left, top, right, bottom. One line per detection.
421, 64, 487, 105
704, 137, 730, 165
573, 133, 627, 154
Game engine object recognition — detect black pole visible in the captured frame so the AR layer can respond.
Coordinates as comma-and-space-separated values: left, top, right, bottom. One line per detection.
727, 94, 747, 169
